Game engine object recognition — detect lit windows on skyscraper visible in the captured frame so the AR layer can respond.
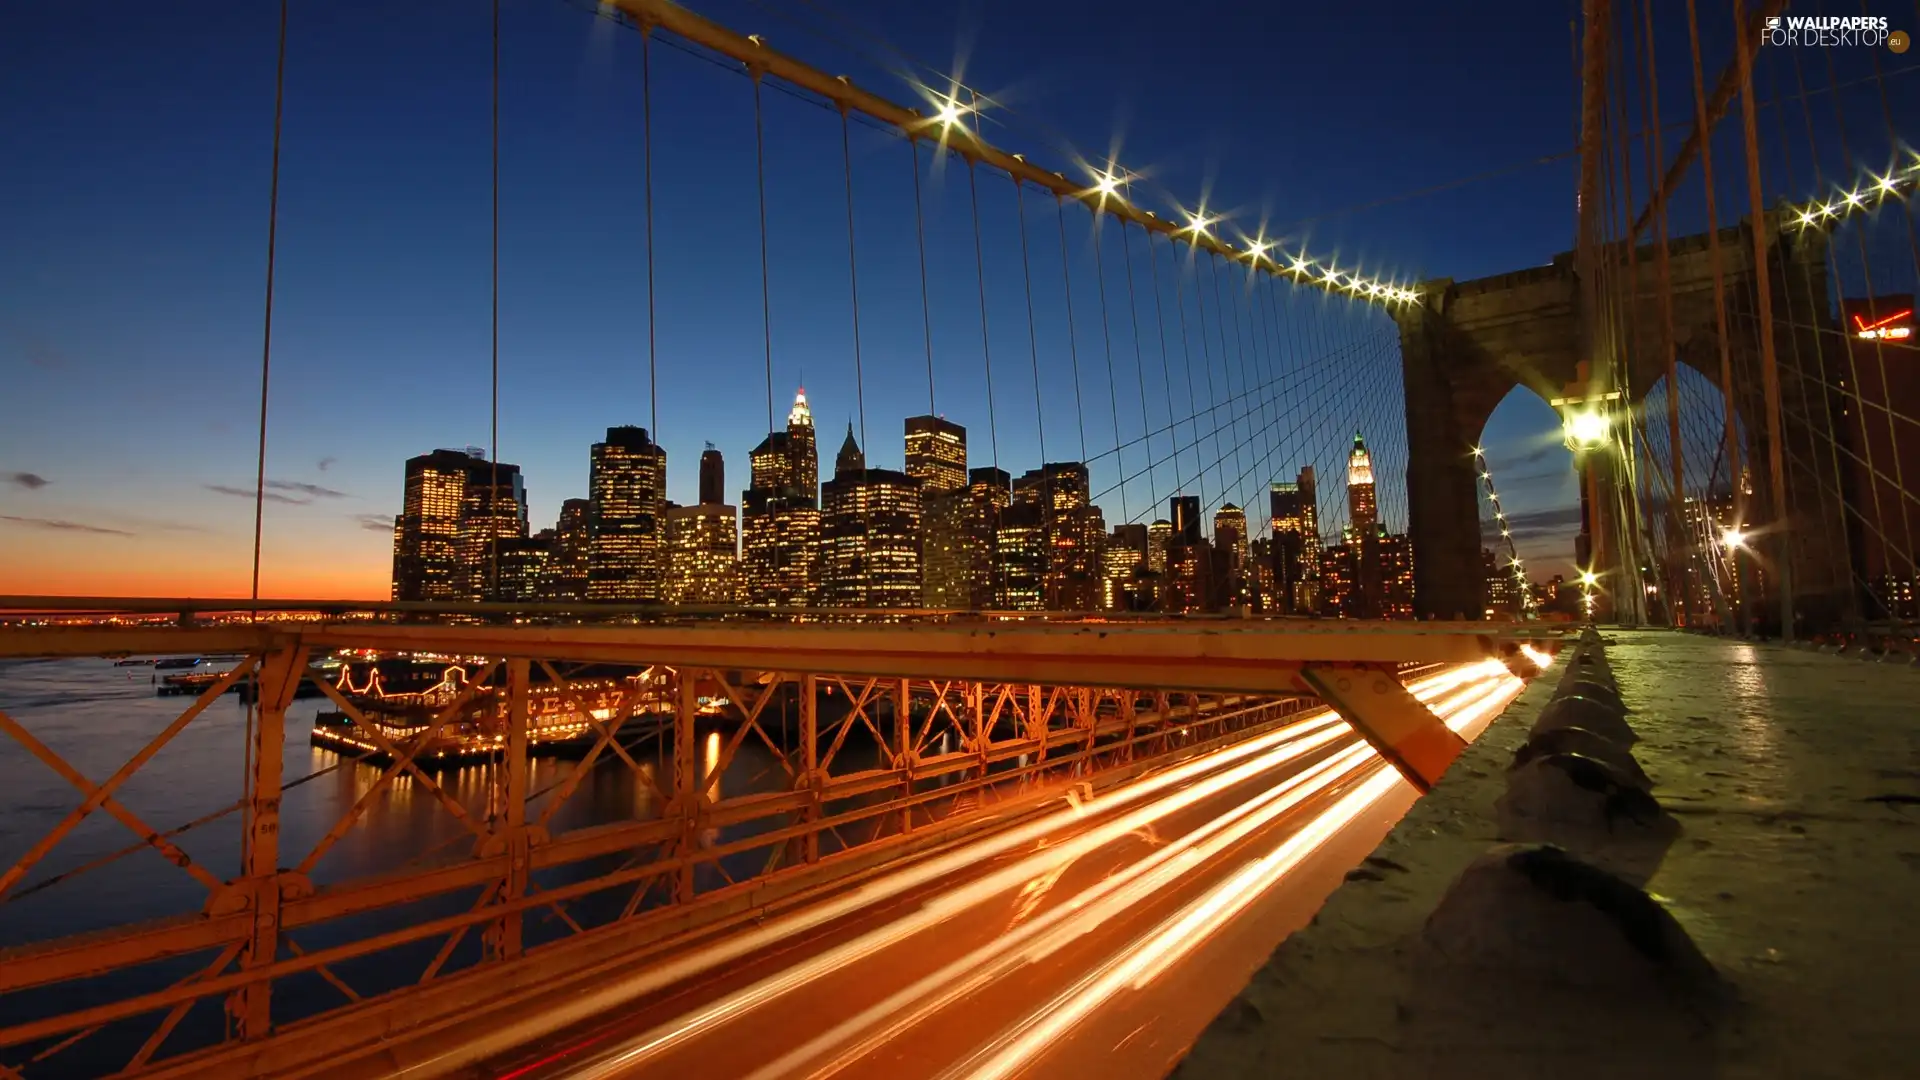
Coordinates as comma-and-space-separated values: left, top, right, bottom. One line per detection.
587, 426, 667, 602
665, 504, 741, 605
904, 415, 967, 495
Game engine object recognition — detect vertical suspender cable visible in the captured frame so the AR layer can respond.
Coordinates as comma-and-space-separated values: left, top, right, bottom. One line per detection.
753, 72, 774, 439
1732, 0, 1793, 637
243, 0, 290, 874
1014, 181, 1048, 471
249, 0, 289, 614
910, 138, 936, 415
1119, 222, 1159, 531
1053, 197, 1090, 469
1090, 211, 1129, 527
1683, 0, 1746, 632
840, 109, 868, 467
642, 27, 658, 438
966, 159, 1000, 471
490, 0, 501, 601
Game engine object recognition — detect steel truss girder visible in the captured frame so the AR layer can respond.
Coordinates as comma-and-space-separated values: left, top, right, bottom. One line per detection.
1298, 666, 1465, 791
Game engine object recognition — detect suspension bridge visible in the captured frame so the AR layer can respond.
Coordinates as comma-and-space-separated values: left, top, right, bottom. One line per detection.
1, 0, 1917, 1076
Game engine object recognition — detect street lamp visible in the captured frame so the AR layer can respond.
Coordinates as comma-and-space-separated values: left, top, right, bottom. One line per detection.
1721, 526, 1747, 551
1563, 410, 1611, 450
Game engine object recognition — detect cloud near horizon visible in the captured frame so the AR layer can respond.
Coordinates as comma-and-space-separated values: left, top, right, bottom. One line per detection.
204, 479, 352, 506
0, 514, 134, 537
8, 472, 50, 490
354, 513, 394, 533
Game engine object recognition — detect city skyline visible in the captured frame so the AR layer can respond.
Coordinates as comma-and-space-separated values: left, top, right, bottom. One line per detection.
382, 386, 1428, 618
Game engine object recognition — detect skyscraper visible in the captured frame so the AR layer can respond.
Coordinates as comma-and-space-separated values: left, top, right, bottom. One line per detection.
1346, 431, 1377, 538
664, 503, 741, 604
1212, 503, 1250, 610
904, 415, 967, 494
1103, 523, 1149, 611
1147, 519, 1173, 575
391, 448, 528, 603
994, 500, 1046, 610
543, 498, 592, 601
698, 443, 725, 507
1169, 495, 1202, 546
1016, 463, 1100, 610
1270, 480, 1313, 614
495, 536, 551, 603
1297, 466, 1323, 612
587, 426, 667, 601
819, 427, 922, 608
787, 388, 818, 497
742, 388, 822, 606
921, 490, 970, 609
967, 467, 1011, 608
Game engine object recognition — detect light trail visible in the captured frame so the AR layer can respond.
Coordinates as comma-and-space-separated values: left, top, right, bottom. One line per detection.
408, 703, 1352, 1078
738, 744, 1384, 1080
504, 663, 1521, 1080
938, 673, 1529, 1080
563, 721, 1362, 1075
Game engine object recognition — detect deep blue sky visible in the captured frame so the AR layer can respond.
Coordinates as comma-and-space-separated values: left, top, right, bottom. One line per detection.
3, 0, 1912, 594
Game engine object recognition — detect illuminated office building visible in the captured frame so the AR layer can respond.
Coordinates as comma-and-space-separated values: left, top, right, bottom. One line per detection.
1250, 537, 1278, 612
587, 426, 667, 601
1484, 548, 1521, 618
664, 503, 741, 605
495, 536, 551, 604
1015, 462, 1100, 610
921, 489, 970, 609
543, 498, 592, 602
967, 467, 1011, 608
993, 501, 1047, 610
1147, 519, 1172, 576
391, 447, 527, 603
1270, 474, 1321, 614
904, 415, 967, 494
820, 426, 923, 608
1102, 523, 1149, 611
1213, 503, 1250, 609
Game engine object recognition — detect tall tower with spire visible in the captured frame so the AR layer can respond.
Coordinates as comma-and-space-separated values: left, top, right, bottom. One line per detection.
787, 386, 818, 502
1346, 431, 1378, 538
742, 386, 822, 605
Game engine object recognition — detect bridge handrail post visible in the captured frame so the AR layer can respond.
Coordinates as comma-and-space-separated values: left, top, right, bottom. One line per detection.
230, 643, 307, 1041
671, 667, 700, 904
484, 658, 531, 961
796, 673, 820, 865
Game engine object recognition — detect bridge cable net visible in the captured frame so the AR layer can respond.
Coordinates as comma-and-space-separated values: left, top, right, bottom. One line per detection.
1584, 0, 1919, 638
0, 2, 1538, 1077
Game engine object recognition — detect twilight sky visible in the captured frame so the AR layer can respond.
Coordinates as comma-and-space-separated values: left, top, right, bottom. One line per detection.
3, 0, 1912, 597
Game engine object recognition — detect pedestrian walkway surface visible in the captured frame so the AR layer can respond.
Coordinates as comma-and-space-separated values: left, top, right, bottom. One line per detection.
1176, 629, 1920, 1080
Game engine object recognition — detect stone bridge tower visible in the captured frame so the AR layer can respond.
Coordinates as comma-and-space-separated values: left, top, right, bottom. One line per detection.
1390, 210, 1852, 628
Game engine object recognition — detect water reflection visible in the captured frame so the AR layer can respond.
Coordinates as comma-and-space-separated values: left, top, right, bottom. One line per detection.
0, 659, 881, 950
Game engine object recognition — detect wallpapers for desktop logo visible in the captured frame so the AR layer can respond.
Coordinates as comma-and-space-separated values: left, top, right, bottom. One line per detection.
1762, 14, 1908, 52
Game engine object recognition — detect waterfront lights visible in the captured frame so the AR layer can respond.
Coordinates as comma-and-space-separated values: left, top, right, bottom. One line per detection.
1563, 409, 1610, 450
1578, 569, 1600, 588
1721, 526, 1748, 550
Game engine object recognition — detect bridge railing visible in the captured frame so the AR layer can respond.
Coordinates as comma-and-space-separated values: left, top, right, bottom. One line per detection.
0, 611, 1561, 1077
